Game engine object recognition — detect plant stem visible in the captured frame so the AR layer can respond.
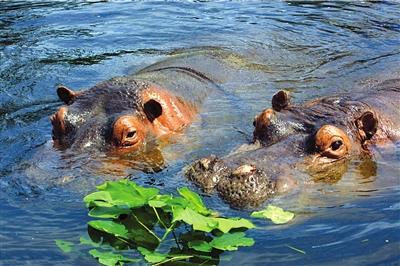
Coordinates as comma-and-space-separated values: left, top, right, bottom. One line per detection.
152, 255, 193, 266
285, 244, 306, 254
199, 259, 212, 265
157, 220, 180, 250
152, 207, 180, 249
132, 213, 161, 242
116, 236, 131, 245
160, 225, 174, 242
152, 207, 168, 229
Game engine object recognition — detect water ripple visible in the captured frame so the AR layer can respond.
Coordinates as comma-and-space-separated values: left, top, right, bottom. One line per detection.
1, 1, 399, 265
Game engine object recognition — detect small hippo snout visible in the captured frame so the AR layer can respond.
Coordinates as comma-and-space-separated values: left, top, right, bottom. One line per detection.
216, 164, 276, 208
185, 157, 277, 208
185, 155, 229, 193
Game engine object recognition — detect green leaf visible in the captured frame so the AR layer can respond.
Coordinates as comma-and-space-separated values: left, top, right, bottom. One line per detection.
213, 217, 255, 233
148, 194, 173, 208
152, 255, 194, 266
79, 236, 101, 247
172, 207, 215, 232
149, 196, 191, 214
137, 247, 168, 263
88, 206, 131, 219
55, 240, 73, 253
177, 187, 211, 215
188, 240, 213, 252
84, 180, 159, 209
189, 233, 254, 252
137, 247, 193, 265
251, 205, 295, 224
84, 191, 115, 208
161, 197, 190, 213
88, 220, 129, 239
89, 249, 139, 266
172, 207, 254, 233
210, 232, 254, 251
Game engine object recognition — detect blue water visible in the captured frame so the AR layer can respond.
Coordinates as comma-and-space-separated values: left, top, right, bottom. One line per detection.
1, 1, 399, 265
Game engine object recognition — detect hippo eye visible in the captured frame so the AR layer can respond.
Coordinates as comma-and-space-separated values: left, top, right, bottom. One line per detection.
113, 115, 144, 150
315, 125, 351, 160
122, 129, 138, 146
331, 140, 342, 151
126, 130, 136, 139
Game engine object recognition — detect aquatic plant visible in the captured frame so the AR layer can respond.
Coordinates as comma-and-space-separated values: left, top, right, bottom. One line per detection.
251, 205, 295, 224
56, 180, 295, 265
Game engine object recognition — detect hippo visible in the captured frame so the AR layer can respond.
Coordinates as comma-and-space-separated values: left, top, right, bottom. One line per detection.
50, 54, 221, 173
185, 79, 400, 208
50, 49, 269, 173
51, 63, 212, 153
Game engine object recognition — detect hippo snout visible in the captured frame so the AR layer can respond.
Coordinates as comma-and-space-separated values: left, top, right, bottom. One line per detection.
185, 156, 277, 208
216, 164, 276, 208
185, 155, 230, 193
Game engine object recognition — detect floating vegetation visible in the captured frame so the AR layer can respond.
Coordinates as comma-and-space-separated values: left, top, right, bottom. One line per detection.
57, 180, 261, 265
251, 205, 295, 224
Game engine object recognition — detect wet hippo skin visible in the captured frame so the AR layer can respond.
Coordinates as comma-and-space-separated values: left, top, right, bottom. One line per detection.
50, 48, 279, 174
186, 79, 400, 208
53, 80, 199, 148
51, 49, 261, 171
52, 73, 209, 152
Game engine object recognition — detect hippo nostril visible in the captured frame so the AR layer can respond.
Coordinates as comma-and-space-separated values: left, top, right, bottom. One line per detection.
249, 176, 255, 183
212, 175, 219, 184
232, 164, 256, 176
185, 156, 227, 193
199, 158, 211, 170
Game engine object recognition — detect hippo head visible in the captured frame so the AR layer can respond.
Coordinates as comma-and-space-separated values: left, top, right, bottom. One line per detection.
252, 90, 379, 164
186, 90, 381, 208
51, 77, 195, 157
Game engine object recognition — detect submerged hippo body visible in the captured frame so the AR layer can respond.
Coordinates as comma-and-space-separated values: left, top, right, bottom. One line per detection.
186, 79, 400, 208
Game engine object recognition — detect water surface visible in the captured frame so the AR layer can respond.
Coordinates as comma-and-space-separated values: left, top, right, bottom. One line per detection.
1, 1, 399, 265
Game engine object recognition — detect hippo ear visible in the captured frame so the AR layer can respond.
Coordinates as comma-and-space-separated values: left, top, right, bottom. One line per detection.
272, 90, 290, 111
57, 85, 78, 105
356, 111, 378, 141
143, 99, 163, 122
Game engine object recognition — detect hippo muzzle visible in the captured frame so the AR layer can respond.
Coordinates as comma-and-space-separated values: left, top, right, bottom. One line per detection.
185, 155, 279, 208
